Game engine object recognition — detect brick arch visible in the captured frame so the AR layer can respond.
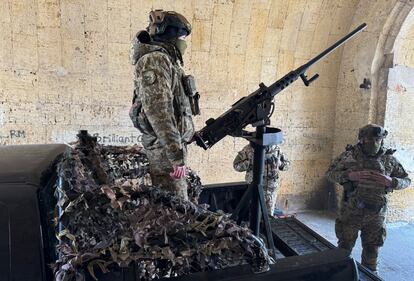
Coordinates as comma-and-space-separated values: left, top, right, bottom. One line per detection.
371, 2, 414, 126
392, 8, 414, 67
331, 0, 414, 218
332, 0, 414, 155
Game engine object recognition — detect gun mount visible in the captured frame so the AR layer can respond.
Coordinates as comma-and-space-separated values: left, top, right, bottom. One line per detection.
194, 23, 367, 260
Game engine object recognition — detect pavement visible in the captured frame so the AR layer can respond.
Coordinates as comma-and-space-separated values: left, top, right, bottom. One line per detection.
295, 211, 414, 281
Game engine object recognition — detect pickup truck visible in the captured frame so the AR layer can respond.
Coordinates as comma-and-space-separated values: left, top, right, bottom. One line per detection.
0, 144, 382, 281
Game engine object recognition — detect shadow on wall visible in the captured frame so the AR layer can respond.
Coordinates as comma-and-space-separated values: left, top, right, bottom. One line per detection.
278, 178, 334, 213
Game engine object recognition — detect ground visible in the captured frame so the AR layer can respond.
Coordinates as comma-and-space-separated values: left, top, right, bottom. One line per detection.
296, 211, 414, 281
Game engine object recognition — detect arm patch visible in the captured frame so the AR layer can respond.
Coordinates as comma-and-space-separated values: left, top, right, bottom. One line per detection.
142, 70, 156, 85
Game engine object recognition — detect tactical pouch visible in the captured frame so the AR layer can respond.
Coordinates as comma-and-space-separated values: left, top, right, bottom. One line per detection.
182, 75, 200, 115
129, 93, 153, 135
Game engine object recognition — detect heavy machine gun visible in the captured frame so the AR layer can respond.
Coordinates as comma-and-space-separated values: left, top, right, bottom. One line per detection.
194, 23, 367, 150
194, 23, 367, 259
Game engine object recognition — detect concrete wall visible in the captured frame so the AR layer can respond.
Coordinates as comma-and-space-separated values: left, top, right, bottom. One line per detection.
0, 0, 413, 218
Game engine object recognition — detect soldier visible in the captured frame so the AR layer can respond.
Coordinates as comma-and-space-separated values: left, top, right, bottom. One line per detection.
233, 144, 290, 216
326, 124, 411, 274
129, 10, 200, 200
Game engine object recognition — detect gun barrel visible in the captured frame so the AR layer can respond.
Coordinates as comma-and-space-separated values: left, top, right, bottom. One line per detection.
297, 23, 367, 74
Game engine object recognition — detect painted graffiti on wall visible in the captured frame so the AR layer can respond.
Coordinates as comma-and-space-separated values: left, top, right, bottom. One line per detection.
92, 133, 142, 145
50, 130, 142, 146
0, 130, 26, 144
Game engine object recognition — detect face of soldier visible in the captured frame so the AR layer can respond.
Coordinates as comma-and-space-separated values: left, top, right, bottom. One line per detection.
175, 35, 188, 56
361, 137, 382, 156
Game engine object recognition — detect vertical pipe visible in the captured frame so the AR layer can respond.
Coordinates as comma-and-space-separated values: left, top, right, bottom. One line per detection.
249, 126, 266, 235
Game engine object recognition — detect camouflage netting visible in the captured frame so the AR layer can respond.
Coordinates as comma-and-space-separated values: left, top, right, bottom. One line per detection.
52, 134, 270, 281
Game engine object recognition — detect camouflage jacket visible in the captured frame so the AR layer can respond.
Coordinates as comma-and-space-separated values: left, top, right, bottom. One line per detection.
233, 144, 290, 185
326, 144, 411, 209
130, 31, 195, 166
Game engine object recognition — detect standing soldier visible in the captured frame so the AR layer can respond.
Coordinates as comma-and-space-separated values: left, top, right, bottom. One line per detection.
129, 10, 200, 200
326, 124, 411, 274
233, 144, 290, 216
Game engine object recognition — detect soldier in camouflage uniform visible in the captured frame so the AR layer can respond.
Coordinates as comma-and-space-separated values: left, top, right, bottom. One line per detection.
326, 124, 411, 273
233, 144, 290, 216
129, 10, 200, 200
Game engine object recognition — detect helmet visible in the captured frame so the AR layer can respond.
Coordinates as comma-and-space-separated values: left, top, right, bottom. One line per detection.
147, 10, 191, 40
358, 124, 388, 140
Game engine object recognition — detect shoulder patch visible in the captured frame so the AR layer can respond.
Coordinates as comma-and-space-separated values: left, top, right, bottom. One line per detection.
141, 70, 156, 85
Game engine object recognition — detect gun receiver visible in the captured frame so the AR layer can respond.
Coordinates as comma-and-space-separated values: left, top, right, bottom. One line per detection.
195, 23, 367, 150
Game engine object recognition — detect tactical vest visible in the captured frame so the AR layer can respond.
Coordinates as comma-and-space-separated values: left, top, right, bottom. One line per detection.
129, 38, 198, 148
244, 145, 283, 184
345, 145, 395, 212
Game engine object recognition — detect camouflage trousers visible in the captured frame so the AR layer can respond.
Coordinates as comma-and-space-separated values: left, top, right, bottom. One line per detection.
251, 180, 279, 216
335, 203, 386, 271
145, 146, 188, 200
265, 181, 279, 215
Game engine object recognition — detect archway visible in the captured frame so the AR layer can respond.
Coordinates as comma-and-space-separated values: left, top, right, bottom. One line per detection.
382, 8, 414, 222
331, 1, 414, 220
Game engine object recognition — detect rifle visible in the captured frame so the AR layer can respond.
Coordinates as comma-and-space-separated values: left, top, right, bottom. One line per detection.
194, 23, 367, 150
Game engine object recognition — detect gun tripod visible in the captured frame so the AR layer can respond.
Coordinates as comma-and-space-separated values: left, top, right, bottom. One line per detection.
230, 125, 283, 260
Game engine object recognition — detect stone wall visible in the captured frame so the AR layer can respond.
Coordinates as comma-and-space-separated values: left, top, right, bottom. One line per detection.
1, 0, 413, 217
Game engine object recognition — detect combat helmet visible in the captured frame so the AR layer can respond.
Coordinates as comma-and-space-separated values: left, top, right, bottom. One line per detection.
147, 10, 191, 40
358, 124, 388, 140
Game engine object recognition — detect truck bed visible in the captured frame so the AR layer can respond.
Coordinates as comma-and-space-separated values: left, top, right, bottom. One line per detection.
0, 145, 381, 281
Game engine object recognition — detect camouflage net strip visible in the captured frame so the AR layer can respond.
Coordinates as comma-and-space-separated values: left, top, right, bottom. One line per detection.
52, 135, 270, 281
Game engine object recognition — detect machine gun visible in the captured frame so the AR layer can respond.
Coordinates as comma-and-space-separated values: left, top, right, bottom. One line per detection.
194, 23, 367, 150
194, 23, 367, 259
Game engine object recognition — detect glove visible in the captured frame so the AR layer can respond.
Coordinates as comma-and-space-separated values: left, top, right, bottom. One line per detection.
170, 165, 187, 179
359, 171, 393, 187
347, 171, 367, 182
348, 170, 393, 187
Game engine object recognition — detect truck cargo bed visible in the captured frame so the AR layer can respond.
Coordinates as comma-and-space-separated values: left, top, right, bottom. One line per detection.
0, 145, 381, 281
199, 182, 383, 281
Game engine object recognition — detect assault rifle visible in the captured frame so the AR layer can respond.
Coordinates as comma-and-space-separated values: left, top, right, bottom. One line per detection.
194, 23, 367, 150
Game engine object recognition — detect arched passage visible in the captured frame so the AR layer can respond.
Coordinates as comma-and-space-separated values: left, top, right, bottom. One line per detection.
332, 0, 414, 221
382, 8, 414, 222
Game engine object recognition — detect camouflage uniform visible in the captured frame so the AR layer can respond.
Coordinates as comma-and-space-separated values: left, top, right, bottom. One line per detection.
326, 125, 410, 272
130, 31, 194, 200
233, 144, 290, 215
